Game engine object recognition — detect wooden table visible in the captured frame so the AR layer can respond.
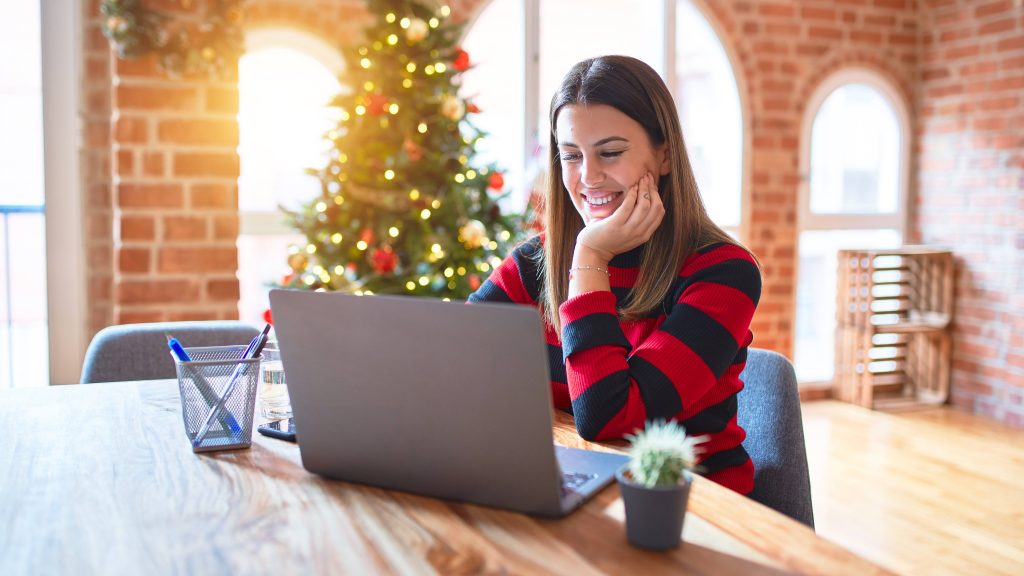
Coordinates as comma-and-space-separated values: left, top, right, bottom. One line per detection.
0, 380, 888, 575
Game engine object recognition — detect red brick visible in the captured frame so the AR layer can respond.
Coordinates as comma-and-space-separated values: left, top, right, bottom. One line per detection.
157, 246, 238, 273
115, 116, 148, 144
212, 215, 239, 240
118, 311, 165, 324
116, 85, 199, 111
191, 183, 238, 209
163, 216, 208, 241
207, 278, 241, 301
757, 3, 795, 18
800, 7, 837, 20
117, 150, 135, 176
979, 18, 1016, 35
158, 119, 239, 145
143, 152, 165, 177
873, 0, 907, 8
851, 30, 884, 43
808, 26, 843, 40
975, 0, 1012, 18
119, 183, 184, 209
118, 279, 200, 305
174, 152, 240, 177
118, 247, 151, 273
120, 215, 155, 241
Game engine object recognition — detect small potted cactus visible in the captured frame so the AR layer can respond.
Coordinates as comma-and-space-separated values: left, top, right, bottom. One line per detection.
616, 419, 706, 550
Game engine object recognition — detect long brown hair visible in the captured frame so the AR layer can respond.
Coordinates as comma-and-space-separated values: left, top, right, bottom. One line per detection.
538, 55, 749, 332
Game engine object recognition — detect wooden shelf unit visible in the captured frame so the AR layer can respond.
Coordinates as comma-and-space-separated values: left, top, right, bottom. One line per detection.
834, 248, 954, 410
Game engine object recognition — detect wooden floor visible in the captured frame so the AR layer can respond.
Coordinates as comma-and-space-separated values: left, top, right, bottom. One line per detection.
801, 400, 1024, 576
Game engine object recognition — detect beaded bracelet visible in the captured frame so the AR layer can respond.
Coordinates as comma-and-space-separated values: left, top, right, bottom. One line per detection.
568, 265, 611, 277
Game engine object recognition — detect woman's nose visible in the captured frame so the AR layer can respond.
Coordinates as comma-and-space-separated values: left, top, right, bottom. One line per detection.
580, 157, 603, 187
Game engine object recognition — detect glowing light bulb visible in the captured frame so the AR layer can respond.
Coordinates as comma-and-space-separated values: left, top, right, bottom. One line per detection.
384, 169, 395, 180
499, 230, 511, 241
429, 17, 439, 28
417, 123, 428, 134
454, 174, 465, 183
315, 201, 327, 212
355, 105, 366, 115
406, 281, 416, 291
402, 79, 412, 89
409, 189, 420, 200
466, 169, 476, 179
364, 81, 374, 91
444, 267, 454, 278
334, 195, 345, 205
388, 226, 400, 237
420, 209, 431, 219
435, 62, 447, 73
356, 240, 368, 250
334, 265, 344, 275
425, 65, 435, 75
387, 34, 398, 45
400, 17, 410, 28
406, 62, 417, 73
457, 266, 466, 276
418, 276, 429, 286
388, 103, 399, 114
360, 58, 371, 69
305, 244, 316, 254
386, 13, 396, 23
431, 199, 440, 209
441, 6, 451, 17
331, 233, 343, 244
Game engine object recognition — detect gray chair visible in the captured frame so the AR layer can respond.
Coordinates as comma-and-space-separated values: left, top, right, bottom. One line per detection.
738, 348, 815, 528
80, 321, 261, 383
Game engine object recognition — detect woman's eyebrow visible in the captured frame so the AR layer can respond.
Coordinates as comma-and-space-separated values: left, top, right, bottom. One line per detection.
557, 136, 629, 148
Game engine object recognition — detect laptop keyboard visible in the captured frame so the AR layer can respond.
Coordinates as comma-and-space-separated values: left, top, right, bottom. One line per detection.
561, 471, 597, 496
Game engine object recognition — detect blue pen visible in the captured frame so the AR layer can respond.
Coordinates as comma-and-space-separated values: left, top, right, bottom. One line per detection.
192, 324, 272, 447
167, 334, 241, 434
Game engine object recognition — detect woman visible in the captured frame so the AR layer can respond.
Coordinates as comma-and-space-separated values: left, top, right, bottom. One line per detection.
469, 55, 760, 495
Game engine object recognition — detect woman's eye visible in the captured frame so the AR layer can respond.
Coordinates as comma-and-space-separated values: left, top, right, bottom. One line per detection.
559, 152, 581, 162
600, 150, 624, 159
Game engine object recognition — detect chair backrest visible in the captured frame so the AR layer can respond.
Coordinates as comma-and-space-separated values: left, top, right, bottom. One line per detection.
737, 348, 815, 528
80, 321, 261, 383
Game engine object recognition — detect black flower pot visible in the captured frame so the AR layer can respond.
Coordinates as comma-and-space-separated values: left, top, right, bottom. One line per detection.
616, 467, 692, 551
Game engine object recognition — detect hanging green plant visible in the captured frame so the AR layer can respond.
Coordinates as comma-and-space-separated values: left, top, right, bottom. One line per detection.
100, 0, 245, 78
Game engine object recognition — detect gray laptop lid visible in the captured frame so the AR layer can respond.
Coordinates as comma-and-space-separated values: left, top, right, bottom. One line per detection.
270, 289, 573, 516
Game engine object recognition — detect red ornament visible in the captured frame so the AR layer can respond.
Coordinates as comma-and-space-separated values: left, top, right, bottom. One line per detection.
360, 228, 375, 244
282, 272, 294, 285
452, 48, 470, 72
466, 102, 481, 114
403, 138, 423, 162
371, 246, 397, 274
468, 274, 481, 290
262, 308, 273, 325
488, 172, 505, 191
365, 93, 389, 116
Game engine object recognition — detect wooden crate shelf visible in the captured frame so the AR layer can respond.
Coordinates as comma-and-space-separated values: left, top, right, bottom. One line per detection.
833, 247, 954, 411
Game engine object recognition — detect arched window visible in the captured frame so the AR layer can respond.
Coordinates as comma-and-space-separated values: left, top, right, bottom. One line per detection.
795, 71, 910, 384
236, 29, 345, 324
460, 0, 744, 233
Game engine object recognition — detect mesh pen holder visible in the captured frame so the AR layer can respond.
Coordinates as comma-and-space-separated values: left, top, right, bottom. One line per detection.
175, 345, 261, 452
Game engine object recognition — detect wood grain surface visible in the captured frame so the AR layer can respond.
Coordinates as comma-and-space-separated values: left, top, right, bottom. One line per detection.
0, 381, 888, 575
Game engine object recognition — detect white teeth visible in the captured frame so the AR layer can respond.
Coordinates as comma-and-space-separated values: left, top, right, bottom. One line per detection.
587, 194, 618, 206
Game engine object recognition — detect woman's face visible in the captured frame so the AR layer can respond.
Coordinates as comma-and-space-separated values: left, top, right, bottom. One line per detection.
554, 104, 668, 224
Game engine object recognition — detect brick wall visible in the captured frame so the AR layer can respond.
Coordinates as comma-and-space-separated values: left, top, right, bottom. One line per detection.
918, 0, 1024, 426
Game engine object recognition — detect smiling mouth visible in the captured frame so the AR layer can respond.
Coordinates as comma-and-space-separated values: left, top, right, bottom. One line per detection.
584, 192, 622, 207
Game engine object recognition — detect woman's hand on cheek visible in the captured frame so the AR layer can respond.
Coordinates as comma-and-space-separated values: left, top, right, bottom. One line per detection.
576, 173, 665, 262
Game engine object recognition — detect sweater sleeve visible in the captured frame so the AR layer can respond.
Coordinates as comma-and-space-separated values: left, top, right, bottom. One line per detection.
558, 245, 761, 440
467, 236, 542, 306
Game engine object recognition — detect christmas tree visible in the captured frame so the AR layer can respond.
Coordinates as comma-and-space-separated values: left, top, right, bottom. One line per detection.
281, 0, 524, 299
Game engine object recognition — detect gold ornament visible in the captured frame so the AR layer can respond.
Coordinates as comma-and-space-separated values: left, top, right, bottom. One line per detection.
287, 252, 309, 272
406, 18, 429, 43
460, 220, 487, 249
440, 95, 464, 121
201, 47, 216, 61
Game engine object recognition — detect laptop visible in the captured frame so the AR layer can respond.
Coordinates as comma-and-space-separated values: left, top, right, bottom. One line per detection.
268, 288, 627, 517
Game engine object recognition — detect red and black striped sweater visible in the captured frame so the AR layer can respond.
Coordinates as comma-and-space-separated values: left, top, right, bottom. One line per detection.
468, 236, 760, 494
